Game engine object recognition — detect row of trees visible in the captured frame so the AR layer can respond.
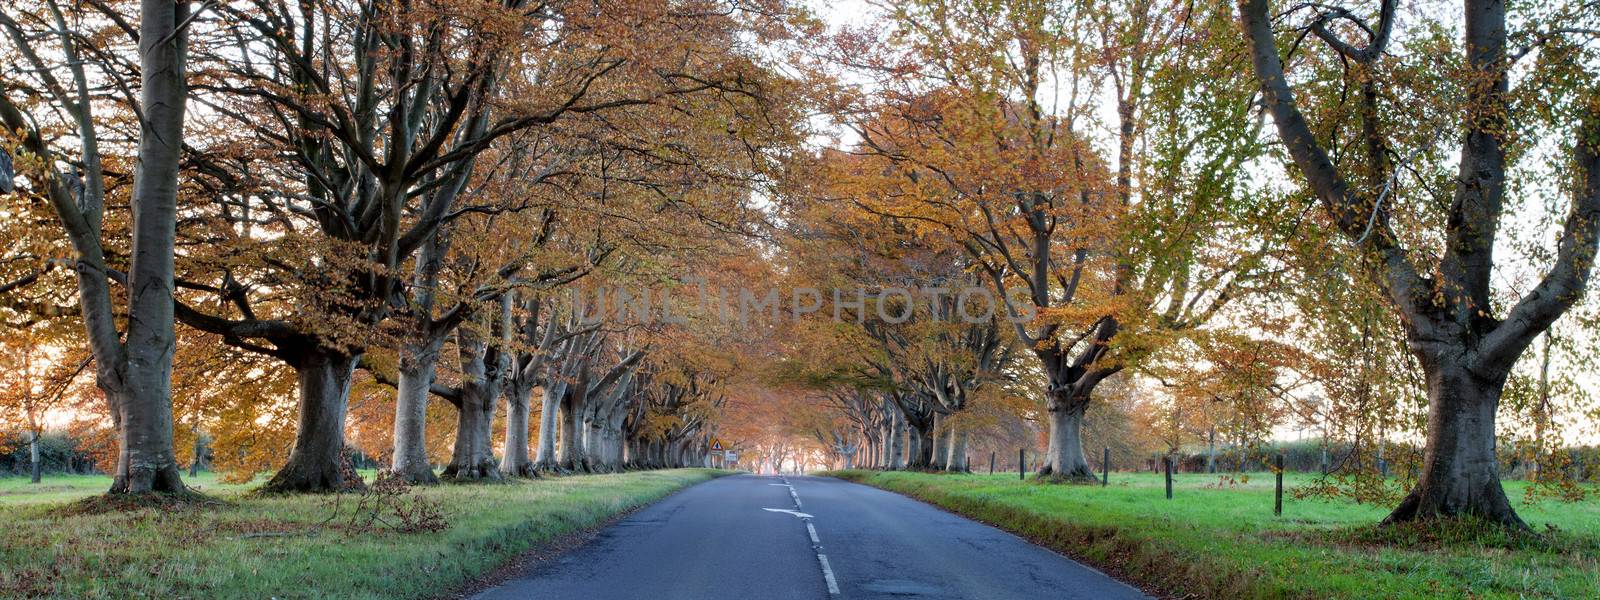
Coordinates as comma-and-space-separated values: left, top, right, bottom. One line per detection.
744, 0, 1599, 531
2, 0, 1596, 534
1, 0, 807, 492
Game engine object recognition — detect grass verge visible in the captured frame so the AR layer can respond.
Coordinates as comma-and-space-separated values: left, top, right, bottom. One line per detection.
0, 469, 726, 599
820, 470, 1599, 599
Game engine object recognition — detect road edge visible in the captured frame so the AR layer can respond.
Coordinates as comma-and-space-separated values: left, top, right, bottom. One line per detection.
815, 471, 1201, 600
439, 469, 735, 600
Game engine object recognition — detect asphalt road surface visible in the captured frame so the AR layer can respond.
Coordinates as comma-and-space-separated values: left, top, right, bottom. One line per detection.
472, 474, 1152, 600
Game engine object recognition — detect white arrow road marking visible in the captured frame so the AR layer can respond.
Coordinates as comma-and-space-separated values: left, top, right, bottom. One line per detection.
761, 508, 814, 519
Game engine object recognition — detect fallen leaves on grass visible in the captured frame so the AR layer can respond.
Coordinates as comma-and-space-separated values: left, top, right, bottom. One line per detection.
49, 488, 228, 517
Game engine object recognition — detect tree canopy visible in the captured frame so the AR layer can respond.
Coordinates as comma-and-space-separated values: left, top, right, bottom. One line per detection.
2, 0, 1597, 532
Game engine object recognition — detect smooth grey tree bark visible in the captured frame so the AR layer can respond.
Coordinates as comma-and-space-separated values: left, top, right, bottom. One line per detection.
0, 1, 190, 494
886, 399, 905, 470
28, 431, 41, 484
929, 412, 948, 470
501, 377, 537, 477
1206, 427, 1217, 474
440, 295, 514, 481
538, 324, 602, 472
266, 348, 360, 492
501, 295, 563, 477
946, 429, 968, 472
391, 339, 443, 484
534, 380, 568, 470
905, 424, 925, 470
115, 0, 191, 496
389, 232, 454, 484
563, 349, 644, 472
591, 372, 638, 472
557, 361, 592, 471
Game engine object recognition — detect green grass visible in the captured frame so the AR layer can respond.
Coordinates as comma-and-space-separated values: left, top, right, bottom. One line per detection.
821, 470, 1600, 599
0, 469, 726, 599
0, 472, 257, 507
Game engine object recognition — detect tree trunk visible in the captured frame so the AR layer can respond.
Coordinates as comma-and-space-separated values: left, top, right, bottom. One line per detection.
603, 411, 628, 471
880, 421, 892, 469
533, 383, 562, 470
946, 429, 968, 472
558, 387, 585, 470
189, 430, 203, 477
905, 424, 927, 469
609, 430, 626, 471
29, 431, 41, 484
1206, 427, 1217, 474
594, 429, 612, 471
1383, 362, 1524, 527
104, 0, 190, 497
501, 381, 535, 477
1041, 393, 1094, 480
579, 421, 604, 472
390, 341, 442, 484
929, 413, 947, 470
888, 411, 905, 470
919, 427, 935, 468
264, 349, 360, 493
442, 387, 501, 481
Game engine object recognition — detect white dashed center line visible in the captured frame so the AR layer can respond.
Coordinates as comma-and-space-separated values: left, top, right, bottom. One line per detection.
778, 476, 839, 596
816, 553, 841, 595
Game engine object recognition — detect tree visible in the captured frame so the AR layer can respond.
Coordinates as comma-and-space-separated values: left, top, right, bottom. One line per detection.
1239, 0, 1600, 526
817, 0, 1278, 480
0, 323, 88, 482
169, 0, 799, 491
1, 0, 192, 493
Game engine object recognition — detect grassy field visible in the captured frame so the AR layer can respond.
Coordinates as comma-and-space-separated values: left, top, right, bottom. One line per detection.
0, 469, 725, 599
822, 470, 1600, 599
0, 472, 257, 507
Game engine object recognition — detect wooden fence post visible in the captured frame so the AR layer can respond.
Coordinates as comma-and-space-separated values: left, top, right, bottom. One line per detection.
1164, 456, 1173, 500
1101, 447, 1109, 487
1274, 453, 1284, 516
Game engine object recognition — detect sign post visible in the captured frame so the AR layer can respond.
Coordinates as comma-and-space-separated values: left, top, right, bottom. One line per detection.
709, 438, 726, 468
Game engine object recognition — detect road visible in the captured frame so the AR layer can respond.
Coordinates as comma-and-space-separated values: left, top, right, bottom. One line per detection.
472, 474, 1151, 600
